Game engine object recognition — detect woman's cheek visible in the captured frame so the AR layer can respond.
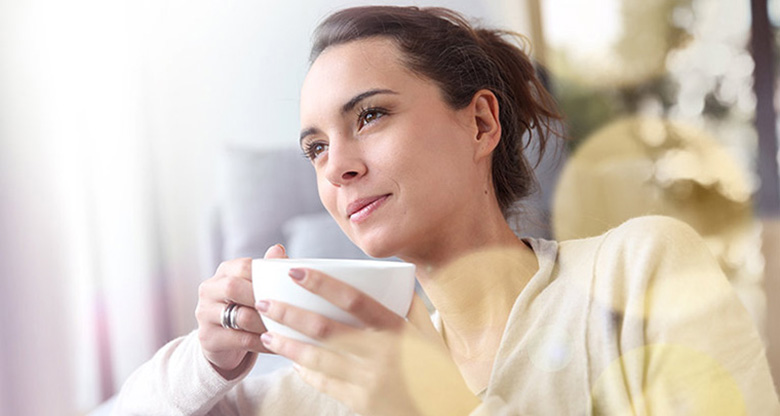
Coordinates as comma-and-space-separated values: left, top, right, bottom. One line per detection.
317, 177, 338, 212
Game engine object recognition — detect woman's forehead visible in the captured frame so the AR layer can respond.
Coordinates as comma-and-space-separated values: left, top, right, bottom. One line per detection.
300, 38, 410, 106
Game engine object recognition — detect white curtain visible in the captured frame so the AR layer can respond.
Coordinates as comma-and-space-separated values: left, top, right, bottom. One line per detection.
0, 1, 181, 414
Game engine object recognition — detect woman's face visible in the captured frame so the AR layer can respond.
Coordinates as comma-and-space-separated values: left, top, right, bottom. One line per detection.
299, 38, 487, 259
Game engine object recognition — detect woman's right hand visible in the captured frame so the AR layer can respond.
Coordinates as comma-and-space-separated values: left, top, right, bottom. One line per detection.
195, 244, 287, 379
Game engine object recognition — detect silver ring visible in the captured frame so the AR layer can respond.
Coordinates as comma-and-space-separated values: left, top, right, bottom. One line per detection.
229, 303, 241, 330
221, 303, 241, 330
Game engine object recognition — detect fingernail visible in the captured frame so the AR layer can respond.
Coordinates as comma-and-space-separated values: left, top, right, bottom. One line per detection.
261, 332, 273, 346
265, 244, 285, 257
289, 268, 305, 281
256, 300, 269, 312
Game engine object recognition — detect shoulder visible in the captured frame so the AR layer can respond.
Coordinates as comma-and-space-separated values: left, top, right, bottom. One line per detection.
586, 216, 730, 319
551, 215, 726, 320
605, 215, 701, 244
556, 215, 704, 270
594, 215, 711, 267
556, 215, 726, 311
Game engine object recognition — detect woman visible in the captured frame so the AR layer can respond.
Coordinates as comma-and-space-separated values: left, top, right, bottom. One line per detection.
114, 6, 780, 415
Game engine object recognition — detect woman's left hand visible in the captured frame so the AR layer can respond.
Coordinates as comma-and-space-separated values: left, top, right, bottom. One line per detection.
255, 267, 481, 416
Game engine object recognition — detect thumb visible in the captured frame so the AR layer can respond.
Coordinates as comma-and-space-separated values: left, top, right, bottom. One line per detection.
264, 243, 288, 259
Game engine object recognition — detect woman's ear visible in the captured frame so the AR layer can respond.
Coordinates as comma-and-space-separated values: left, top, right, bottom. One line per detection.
470, 89, 501, 160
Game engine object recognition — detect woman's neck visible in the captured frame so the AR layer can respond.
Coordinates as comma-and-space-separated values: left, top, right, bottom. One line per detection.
404, 211, 539, 392
416, 235, 537, 353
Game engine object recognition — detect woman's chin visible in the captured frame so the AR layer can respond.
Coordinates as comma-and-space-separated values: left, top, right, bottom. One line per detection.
352, 232, 402, 260
357, 241, 396, 259
342, 220, 410, 259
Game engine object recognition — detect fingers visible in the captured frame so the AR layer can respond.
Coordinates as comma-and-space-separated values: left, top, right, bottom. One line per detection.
289, 268, 403, 329
200, 325, 268, 354
209, 244, 287, 316
208, 244, 286, 308
258, 299, 354, 339
261, 331, 364, 384
215, 257, 252, 280
208, 258, 255, 306
258, 299, 381, 356
204, 244, 285, 309
199, 301, 266, 334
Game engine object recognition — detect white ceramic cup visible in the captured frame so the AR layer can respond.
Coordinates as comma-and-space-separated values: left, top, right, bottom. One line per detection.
252, 258, 416, 344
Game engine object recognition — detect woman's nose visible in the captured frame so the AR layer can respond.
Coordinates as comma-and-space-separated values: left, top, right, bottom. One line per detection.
324, 142, 367, 186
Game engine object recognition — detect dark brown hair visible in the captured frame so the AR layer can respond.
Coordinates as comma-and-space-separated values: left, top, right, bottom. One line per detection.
311, 6, 562, 217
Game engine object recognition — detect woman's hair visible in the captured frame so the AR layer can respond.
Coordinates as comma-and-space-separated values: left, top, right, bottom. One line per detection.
311, 6, 563, 218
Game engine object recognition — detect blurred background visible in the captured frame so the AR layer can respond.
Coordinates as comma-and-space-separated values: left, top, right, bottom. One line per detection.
0, 0, 778, 414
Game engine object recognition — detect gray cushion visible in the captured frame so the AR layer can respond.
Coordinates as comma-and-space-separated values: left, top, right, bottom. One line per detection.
219, 146, 323, 259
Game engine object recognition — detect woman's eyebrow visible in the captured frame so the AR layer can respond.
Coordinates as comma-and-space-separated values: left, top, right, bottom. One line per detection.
299, 88, 399, 145
340, 88, 398, 115
299, 127, 320, 146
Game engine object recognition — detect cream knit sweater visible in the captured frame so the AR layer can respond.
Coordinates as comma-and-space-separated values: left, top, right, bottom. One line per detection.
113, 216, 780, 415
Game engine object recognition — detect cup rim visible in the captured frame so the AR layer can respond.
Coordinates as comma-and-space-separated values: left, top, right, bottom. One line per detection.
253, 258, 414, 270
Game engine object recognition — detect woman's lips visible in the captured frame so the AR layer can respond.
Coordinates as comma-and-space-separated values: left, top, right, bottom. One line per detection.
347, 194, 391, 223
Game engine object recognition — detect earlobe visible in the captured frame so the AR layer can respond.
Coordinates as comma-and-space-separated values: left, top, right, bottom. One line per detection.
472, 90, 501, 159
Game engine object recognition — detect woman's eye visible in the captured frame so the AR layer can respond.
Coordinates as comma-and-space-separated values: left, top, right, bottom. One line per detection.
357, 108, 386, 130
303, 141, 328, 161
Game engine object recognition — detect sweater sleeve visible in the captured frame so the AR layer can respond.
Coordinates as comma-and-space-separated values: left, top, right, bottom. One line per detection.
588, 216, 780, 415
111, 330, 257, 416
